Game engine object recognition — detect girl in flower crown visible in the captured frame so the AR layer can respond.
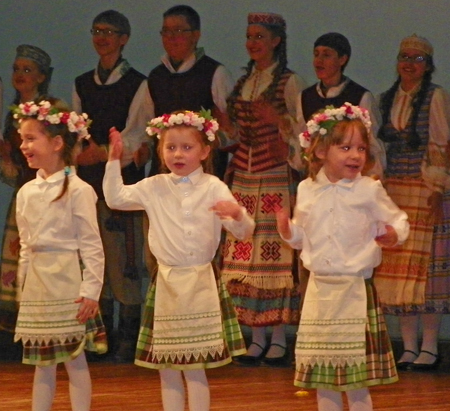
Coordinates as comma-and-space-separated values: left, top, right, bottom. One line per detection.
276, 103, 409, 411
103, 110, 255, 411
12, 99, 106, 411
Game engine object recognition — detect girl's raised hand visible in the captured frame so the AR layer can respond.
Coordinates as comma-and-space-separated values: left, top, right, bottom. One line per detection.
108, 127, 123, 161
75, 296, 99, 324
276, 207, 292, 239
210, 201, 243, 221
375, 225, 398, 248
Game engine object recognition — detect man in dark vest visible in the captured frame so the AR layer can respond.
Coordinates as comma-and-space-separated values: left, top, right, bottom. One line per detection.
72, 9, 147, 362
122, 4, 234, 180
297, 32, 385, 176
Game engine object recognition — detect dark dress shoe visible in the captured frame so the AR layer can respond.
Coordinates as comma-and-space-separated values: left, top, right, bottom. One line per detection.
235, 342, 267, 366
396, 349, 418, 370
261, 344, 290, 367
407, 350, 440, 371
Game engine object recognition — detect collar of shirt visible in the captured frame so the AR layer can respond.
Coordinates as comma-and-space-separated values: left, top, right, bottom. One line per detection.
170, 166, 204, 185
94, 58, 130, 85
34, 166, 76, 185
315, 76, 349, 99
398, 81, 421, 99
313, 167, 360, 191
161, 47, 205, 74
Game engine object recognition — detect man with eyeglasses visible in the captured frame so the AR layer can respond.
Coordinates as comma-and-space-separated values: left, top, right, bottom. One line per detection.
122, 4, 234, 181
72, 9, 147, 363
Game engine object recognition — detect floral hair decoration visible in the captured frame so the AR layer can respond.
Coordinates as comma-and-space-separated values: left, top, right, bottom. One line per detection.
146, 109, 219, 142
11, 100, 91, 140
299, 102, 371, 149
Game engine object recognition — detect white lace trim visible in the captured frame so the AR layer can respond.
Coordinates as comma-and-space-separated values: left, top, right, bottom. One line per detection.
14, 331, 85, 345
152, 343, 225, 363
296, 353, 367, 368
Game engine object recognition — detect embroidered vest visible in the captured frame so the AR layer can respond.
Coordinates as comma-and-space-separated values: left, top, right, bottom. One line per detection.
381, 84, 436, 179
231, 70, 293, 173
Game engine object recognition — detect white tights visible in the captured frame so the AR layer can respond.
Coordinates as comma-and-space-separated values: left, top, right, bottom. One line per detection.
317, 388, 373, 411
32, 351, 92, 411
159, 368, 210, 411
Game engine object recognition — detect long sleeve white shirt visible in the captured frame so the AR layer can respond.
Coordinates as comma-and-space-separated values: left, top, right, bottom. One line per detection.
283, 168, 409, 278
103, 161, 255, 266
16, 168, 104, 301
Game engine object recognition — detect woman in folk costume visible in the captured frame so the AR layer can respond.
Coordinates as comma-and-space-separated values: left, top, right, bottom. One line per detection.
221, 12, 306, 366
277, 103, 409, 411
0, 45, 53, 333
103, 110, 255, 411
374, 34, 450, 371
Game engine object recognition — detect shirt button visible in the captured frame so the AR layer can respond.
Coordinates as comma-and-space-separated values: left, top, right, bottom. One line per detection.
184, 192, 189, 197
182, 177, 189, 183
185, 211, 190, 216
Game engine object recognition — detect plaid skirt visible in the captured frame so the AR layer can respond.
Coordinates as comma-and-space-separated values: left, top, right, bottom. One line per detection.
375, 178, 450, 314
294, 280, 398, 392
221, 165, 300, 326
21, 314, 107, 366
135, 269, 246, 370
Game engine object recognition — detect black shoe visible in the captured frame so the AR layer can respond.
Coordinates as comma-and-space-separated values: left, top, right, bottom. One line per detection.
262, 344, 290, 367
407, 350, 440, 371
396, 349, 418, 371
235, 342, 268, 366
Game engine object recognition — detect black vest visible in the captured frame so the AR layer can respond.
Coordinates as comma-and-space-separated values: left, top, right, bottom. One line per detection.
148, 55, 219, 116
301, 79, 367, 121
147, 55, 228, 179
75, 67, 146, 197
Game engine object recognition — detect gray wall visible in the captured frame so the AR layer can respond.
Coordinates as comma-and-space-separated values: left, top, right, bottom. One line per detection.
1, 0, 449, 339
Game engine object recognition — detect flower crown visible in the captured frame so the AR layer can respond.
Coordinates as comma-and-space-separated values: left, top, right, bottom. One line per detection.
299, 102, 372, 149
146, 109, 219, 142
11, 100, 91, 140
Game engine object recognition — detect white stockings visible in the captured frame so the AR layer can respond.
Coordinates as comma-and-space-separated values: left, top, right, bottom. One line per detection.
317, 388, 372, 411
159, 368, 210, 411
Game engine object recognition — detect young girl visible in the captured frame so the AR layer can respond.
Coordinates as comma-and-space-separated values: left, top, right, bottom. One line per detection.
103, 110, 255, 411
276, 103, 409, 411
12, 99, 106, 411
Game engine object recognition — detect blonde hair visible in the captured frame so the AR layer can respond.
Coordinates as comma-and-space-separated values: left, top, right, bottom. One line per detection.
306, 118, 373, 180
157, 124, 217, 175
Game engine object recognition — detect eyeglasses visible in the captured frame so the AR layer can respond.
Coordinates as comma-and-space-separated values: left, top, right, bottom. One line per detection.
90, 28, 122, 37
159, 29, 194, 38
397, 54, 427, 63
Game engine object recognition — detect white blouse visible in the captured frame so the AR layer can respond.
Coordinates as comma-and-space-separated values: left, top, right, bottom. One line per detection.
283, 168, 409, 278
103, 161, 255, 267
16, 168, 104, 301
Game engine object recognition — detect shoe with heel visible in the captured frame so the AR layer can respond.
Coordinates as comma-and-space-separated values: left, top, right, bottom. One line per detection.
261, 343, 290, 367
396, 349, 418, 371
235, 342, 268, 366
407, 350, 440, 371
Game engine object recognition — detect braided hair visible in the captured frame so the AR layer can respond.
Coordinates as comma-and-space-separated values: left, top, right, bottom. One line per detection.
379, 56, 435, 149
227, 24, 289, 122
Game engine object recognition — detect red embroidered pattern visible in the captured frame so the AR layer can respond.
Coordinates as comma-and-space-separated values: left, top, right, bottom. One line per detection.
260, 193, 283, 213
232, 241, 253, 261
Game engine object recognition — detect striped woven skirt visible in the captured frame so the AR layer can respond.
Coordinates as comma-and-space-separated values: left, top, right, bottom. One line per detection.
0, 196, 20, 332
374, 178, 450, 313
294, 280, 398, 391
221, 166, 300, 326
135, 267, 246, 370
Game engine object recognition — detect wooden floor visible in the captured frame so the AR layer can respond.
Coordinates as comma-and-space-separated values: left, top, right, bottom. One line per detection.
1, 360, 449, 411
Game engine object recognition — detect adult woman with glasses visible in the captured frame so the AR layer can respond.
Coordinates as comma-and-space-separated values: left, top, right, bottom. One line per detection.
0, 44, 53, 335
221, 12, 305, 367
374, 34, 450, 371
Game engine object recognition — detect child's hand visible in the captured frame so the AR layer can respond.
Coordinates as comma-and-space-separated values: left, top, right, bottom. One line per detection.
108, 127, 123, 161
210, 201, 243, 221
75, 296, 99, 324
76, 139, 108, 166
276, 207, 292, 240
375, 225, 398, 248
